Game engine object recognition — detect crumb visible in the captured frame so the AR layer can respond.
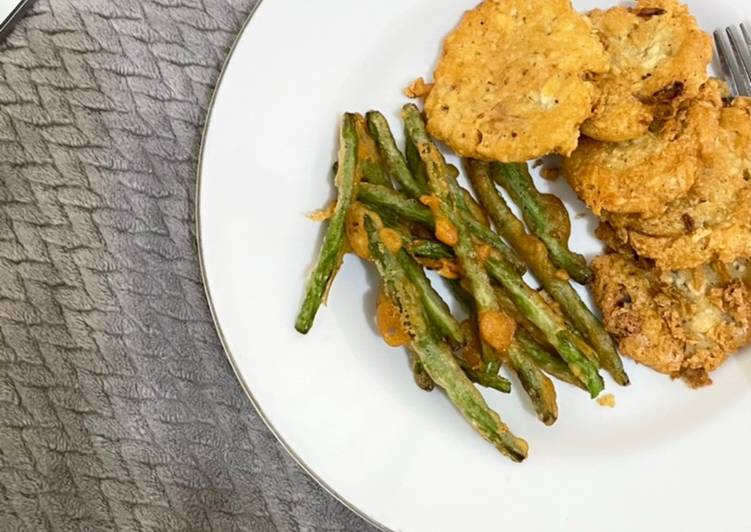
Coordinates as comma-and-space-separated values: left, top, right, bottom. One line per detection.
597, 393, 616, 408
307, 201, 336, 222
540, 167, 560, 181
575, 212, 587, 219
404, 77, 433, 99
680, 368, 713, 388
532, 159, 544, 168
554, 269, 570, 281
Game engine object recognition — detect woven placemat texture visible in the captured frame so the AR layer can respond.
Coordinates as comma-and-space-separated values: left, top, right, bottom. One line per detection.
0, 1, 376, 530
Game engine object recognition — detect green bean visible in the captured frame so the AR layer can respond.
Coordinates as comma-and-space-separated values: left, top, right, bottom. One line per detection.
365, 213, 527, 461
295, 113, 359, 333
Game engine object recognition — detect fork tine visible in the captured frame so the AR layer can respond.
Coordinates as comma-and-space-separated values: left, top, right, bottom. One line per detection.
715, 29, 751, 96
742, 22, 751, 46
715, 30, 741, 96
728, 26, 751, 93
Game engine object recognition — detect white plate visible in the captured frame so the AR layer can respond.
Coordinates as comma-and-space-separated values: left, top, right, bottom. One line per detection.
198, 2, 751, 531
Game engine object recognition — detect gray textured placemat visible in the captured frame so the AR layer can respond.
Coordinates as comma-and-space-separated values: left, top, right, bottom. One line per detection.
0, 1, 377, 530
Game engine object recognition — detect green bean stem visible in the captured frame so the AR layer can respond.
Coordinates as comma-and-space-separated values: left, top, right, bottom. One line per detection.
354, 114, 392, 188
515, 331, 586, 391
409, 349, 435, 391
506, 342, 558, 425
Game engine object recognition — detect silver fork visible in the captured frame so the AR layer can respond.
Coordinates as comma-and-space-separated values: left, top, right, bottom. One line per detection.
714, 23, 751, 97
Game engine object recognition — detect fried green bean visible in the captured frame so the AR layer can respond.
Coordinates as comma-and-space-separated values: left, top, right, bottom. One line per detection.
366, 111, 427, 199
506, 342, 558, 425
402, 103, 509, 374
396, 247, 465, 347
485, 256, 604, 397
492, 162, 592, 284
295, 113, 359, 333
358, 182, 525, 274
365, 213, 527, 461
468, 160, 628, 385
354, 114, 392, 188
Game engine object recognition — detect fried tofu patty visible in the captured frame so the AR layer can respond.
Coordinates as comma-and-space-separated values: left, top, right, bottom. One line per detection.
563, 80, 722, 216
424, 0, 609, 163
592, 253, 751, 387
582, 0, 712, 142
606, 95, 751, 270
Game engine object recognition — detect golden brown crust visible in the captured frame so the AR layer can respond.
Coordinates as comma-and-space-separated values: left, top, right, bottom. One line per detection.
582, 0, 712, 142
581, 79, 654, 142
404, 77, 433, 99
563, 80, 722, 216
592, 253, 751, 385
424, 0, 609, 163
605, 95, 751, 269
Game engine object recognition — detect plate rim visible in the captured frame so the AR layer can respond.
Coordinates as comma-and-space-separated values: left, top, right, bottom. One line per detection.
195, 2, 750, 530
194, 3, 389, 531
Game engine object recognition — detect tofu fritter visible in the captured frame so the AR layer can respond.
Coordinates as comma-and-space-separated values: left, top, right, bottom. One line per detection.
424, 0, 609, 163
563, 80, 722, 216
592, 253, 751, 387
606, 95, 751, 270
582, 0, 712, 142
